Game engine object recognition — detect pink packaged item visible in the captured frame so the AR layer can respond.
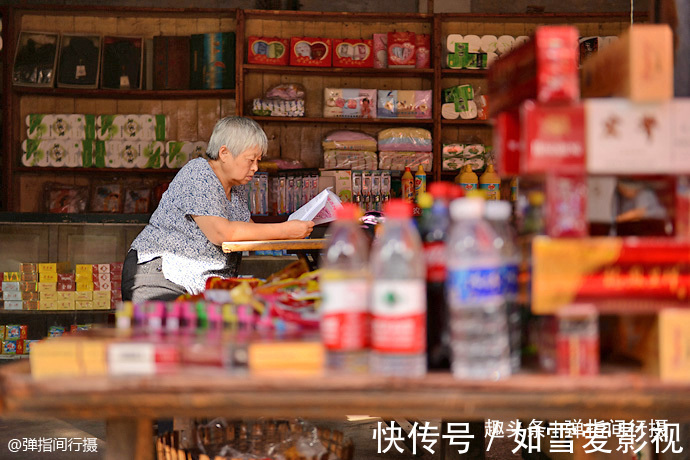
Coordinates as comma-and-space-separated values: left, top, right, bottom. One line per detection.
387, 31, 416, 68
415, 34, 431, 68
323, 88, 377, 118
290, 37, 332, 67
373, 34, 388, 68
322, 130, 378, 151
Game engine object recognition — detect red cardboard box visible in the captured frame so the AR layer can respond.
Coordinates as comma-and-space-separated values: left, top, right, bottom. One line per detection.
57, 273, 75, 282
247, 36, 290, 66
387, 31, 416, 68
110, 262, 124, 273
488, 26, 579, 116
332, 39, 373, 68
57, 281, 75, 292
290, 37, 332, 67
493, 110, 521, 176
520, 100, 585, 174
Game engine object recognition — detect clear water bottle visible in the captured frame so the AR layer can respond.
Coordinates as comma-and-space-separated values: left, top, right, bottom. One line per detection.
447, 197, 511, 380
320, 203, 371, 373
485, 200, 521, 373
370, 199, 426, 377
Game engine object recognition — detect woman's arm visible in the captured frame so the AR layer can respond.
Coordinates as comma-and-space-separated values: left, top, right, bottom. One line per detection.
192, 215, 314, 246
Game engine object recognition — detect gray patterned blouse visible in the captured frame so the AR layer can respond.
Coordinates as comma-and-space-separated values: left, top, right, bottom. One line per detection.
130, 158, 249, 294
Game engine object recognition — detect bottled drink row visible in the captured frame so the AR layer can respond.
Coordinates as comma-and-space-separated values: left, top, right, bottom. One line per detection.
320, 184, 522, 380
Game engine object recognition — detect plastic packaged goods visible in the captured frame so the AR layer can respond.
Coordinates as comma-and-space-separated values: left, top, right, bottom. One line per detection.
485, 200, 521, 373
401, 167, 414, 203
370, 199, 426, 377
447, 198, 511, 380
319, 203, 371, 373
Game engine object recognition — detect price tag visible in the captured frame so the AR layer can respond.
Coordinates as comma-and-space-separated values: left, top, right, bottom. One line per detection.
120, 75, 130, 88
75, 65, 86, 78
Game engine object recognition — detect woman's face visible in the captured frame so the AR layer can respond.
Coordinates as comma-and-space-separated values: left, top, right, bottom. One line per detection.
221, 145, 262, 186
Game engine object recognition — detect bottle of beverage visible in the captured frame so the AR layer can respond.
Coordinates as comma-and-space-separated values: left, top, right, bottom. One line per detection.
485, 200, 521, 373
479, 164, 501, 200
320, 203, 371, 373
414, 164, 427, 198
455, 164, 478, 192
418, 182, 453, 370
401, 167, 415, 203
446, 197, 511, 380
370, 199, 426, 376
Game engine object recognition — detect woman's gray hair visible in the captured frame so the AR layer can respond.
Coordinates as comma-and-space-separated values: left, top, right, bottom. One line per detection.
206, 116, 268, 160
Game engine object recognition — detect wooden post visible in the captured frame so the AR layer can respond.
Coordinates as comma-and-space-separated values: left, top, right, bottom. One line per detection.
106, 417, 154, 460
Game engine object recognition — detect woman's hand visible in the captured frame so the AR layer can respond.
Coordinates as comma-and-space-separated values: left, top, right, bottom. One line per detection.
281, 220, 315, 239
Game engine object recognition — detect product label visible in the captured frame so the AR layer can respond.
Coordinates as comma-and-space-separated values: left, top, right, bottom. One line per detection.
480, 183, 499, 200
448, 267, 502, 304
371, 280, 425, 354
321, 280, 369, 351
459, 182, 477, 191
423, 241, 447, 282
502, 264, 519, 299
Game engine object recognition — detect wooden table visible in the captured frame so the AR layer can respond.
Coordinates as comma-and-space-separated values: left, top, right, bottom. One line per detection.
1, 361, 690, 460
222, 238, 326, 270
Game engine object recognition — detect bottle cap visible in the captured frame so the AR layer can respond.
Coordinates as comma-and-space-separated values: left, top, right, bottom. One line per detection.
528, 190, 545, 206
484, 200, 511, 220
428, 181, 453, 199
450, 197, 485, 220
416, 192, 433, 209
335, 203, 361, 220
384, 199, 413, 218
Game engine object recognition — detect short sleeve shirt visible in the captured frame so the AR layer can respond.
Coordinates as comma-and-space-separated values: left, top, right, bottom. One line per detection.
131, 158, 250, 294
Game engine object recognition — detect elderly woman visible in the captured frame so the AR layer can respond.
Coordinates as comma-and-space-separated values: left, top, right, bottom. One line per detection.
122, 116, 314, 303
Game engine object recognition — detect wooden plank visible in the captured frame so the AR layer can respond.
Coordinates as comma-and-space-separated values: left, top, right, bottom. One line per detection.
261, 123, 281, 158
279, 124, 303, 163
299, 124, 324, 168
73, 16, 103, 35
158, 18, 177, 36
106, 418, 153, 460
175, 100, 199, 141
116, 100, 144, 114
197, 17, 221, 34
161, 100, 181, 141
222, 239, 326, 252
98, 17, 119, 36
220, 98, 237, 118
197, 99, 221, 143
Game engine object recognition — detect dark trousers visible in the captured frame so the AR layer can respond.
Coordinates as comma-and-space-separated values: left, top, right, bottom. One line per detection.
121, 249, 187, 303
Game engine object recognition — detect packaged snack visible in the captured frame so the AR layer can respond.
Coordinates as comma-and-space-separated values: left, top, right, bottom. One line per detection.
290, 37, 332, 67
415, 34, 431, 68
324, 150, 377, 170
90, 183, 123, 213
377, 127, 432, 152
332, 39, 374, 68
377, 90, 432, 119
252, 83, 306, 117
247, 36, 290, 66
323, 88, 376, 118
123, 185, 151, 213
378, 151, 433, 171
322, 130, 377, 151
387, 31, 416, 68
44, 183, 88, 213
6, 325, 27, 340
3, 340, 17, 355
373, 33, 387, 68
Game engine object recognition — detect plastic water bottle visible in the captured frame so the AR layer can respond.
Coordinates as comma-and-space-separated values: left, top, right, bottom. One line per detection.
370, 199, 426, 376
320, 203, 371, 373
485, 200, 521, 373
447, 197, 511, 380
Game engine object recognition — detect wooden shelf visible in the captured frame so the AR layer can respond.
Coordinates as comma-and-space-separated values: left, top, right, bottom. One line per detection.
243, 9, 433, 22
440, 69, 488, 77
0, 310, 112, 315
15, 167, 179, 175
13, 87, 236, 100
441, 119, 492, 126
243, 64, 434, 77
250, 116, 434, 125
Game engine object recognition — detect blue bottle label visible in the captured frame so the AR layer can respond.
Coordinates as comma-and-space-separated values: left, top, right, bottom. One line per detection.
448, 267, 502, 303
502, 264, 519, 297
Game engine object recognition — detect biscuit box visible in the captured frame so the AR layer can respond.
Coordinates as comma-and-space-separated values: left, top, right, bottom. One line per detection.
332, 39, 374, 68
247, 36, 290, 66
290, 37, 332, 67
387, 31, 416, 68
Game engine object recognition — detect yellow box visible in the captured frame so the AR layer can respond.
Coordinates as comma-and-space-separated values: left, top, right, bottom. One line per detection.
93, 298, 111, 309
38, 263, 57, 273
39, 273, 58, 283
75, 291, 93, 301
38, 282, 57, 292
75, 273, 92, 283
57, 291, 75, 301
39, 300, 58, 311
57, 300, 75, 311
92, 290, 111, 300
76, 282, 94, 292
75, 264, 92, 275
40, 292, 58, 301
75, 300, 94, 310
659, 309, 690, 382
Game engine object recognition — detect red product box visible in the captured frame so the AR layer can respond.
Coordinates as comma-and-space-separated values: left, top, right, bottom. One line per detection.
19, 282, 37, 292
21, 292, 40, 301
488, 26, 579, 116
110, 272, 122, 282
677, 177, 690, 238
415, 34, 430, 69
24, 301, 39, 310
93, 273, 111, 283
57, 281, 75, 291
247, 36, 290, 66
94, 281, 112, 291
57, 273, 75, 282
545, 173, 588, 238
97, 264, 110, 274
520, 100, 585, 174
110, 281, 122, 291
20, 263, 37, 274
387, 31, 416, 68
21, 273, 39, 282
290, 37, 332, 67
332, 39, 374, 68
110, 262, 124, 274
493, 110, 521, 176
110, 289, 122, 300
